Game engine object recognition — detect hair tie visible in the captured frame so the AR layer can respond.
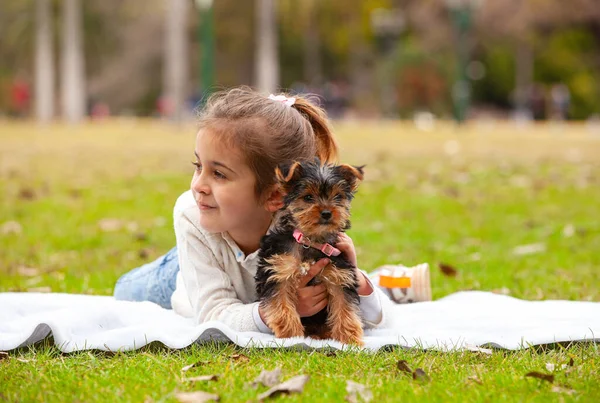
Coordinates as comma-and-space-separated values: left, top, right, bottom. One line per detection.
268, 94, 296, 107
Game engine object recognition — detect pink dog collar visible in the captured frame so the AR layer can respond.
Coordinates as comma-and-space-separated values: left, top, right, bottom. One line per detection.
293, 229, 341, 257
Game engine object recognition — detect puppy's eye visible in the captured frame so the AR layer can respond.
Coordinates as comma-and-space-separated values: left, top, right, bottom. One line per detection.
303, 195, 314, 203
332, 194, 343, 202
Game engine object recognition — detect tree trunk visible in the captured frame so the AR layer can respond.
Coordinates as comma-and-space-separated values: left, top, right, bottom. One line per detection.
61, 0, 86, 123
303, 0, 322, 86
164, 0, 189, 122
35, 0, 54, 123
515, 39, 533, 119
255, 0, 278, 93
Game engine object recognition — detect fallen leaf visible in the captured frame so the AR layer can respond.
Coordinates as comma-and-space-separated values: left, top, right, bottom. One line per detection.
138, 248, 152, 259
135, 232, 148, 242
545, 363, 568, 372
345, 380, 373, 403
512, 243, 546, 256
413, 368, 430, 382
175, 391, 219, 402
181, 361, 207, 372
467, 375, 482, 385
98, 218, 123, 232
230, 353, 249, 363
184, 375, 219, 382
551, 385, 575, 395
525, 371, 554, 383
257, 375, 310, 401
0, 352, 8, 360
18, 188, 36, 200
562, 224, 575, 238
491, 287, 511, 296
16, 358, 32, 363
568, 357, 574, 367
465, 346, 493, 355
17, 266, 40, 277
438, 262, 458, 277
249, 367, 282, 388
27, 287, 51, 293
1, 221, 22, 235
396, 360, 413, 374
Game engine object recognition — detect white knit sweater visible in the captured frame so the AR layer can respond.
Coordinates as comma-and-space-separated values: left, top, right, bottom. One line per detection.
170, 190, 394, 333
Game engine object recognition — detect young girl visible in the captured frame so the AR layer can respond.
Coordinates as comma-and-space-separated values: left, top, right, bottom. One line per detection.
113, 87, 394, 333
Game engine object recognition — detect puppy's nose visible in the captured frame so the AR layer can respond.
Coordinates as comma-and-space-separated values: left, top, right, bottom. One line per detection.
320, 210, 332, 220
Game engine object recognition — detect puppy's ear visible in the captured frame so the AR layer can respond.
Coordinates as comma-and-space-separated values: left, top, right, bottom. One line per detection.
275, 161, 303, 184
338, 164, 365, 192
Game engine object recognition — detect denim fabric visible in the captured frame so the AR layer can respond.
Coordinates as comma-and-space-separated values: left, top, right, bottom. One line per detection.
113, 246, 180, 309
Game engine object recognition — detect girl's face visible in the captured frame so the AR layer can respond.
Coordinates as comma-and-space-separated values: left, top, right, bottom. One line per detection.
191, 129, 272, 237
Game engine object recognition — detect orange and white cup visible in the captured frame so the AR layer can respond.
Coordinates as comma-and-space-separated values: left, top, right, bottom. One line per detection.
369, 263, 432, 304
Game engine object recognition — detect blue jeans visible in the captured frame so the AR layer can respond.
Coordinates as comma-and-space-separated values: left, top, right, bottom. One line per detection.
113, 247, 180, 309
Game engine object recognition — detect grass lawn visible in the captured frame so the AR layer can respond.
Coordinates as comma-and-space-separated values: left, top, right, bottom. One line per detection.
1, 119, 599, 402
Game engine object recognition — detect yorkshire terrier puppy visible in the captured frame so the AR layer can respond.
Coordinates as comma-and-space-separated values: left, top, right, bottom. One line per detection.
255, 159, 365, 346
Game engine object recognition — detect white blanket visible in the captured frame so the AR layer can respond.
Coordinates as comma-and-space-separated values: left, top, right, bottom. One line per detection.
1, 291, 599, 352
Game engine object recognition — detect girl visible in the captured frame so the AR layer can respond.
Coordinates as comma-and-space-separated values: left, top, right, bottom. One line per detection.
113, 87, 394, 333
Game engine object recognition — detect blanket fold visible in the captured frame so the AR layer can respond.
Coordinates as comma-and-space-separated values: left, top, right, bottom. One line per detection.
1, 291, 599, 352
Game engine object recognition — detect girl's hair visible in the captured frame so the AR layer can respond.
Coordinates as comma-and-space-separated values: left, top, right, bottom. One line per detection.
197, 87, 339, 199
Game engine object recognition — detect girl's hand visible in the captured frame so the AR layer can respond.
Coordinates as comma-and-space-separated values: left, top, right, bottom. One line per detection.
336, 233, 373, 296
296, 258, 330, 317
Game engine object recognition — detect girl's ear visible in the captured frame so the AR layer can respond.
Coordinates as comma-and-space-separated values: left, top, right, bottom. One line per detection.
263, 186, 285, 212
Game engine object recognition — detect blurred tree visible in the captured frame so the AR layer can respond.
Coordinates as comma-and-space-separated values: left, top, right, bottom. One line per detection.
163, 0, 189, 121
35, 0, 54, 122
61, 0, 85, 123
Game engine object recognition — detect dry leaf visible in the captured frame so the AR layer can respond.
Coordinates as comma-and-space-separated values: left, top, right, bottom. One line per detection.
345, 380, 373, 403
525, 371, 554, 383
545, 363, 567, 372
438, 263, 458, 277
257, 375, 310, 401
27, 287, 51, 293
175, 391, 219, 403
1, 221, 22, 235
181, 361, 207, 372
413, 368, 430, 382
184, 375, 219, 382
249, 367, 282, 388
396, 360, 413, 374
512, 243, 546, 256
562, 224, 575, 238
568, 357, 574, 367
465, 345, 493, 355
17, 266, 40, 277
551, 385, 575, 395
0, 352, 8, 360
467, 375, 482, 385
18, 188, 36, 200
491, 287, 511, 296
16, 358, 32, 363
230, 353, 249, 363
98, 218, 123, 232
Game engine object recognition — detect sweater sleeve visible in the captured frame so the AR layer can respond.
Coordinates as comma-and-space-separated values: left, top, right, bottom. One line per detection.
174, 207, 263, 333
358, 271, 396, 330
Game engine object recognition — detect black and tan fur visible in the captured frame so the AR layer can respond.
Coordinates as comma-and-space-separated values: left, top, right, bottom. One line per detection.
255, 159, 365, 345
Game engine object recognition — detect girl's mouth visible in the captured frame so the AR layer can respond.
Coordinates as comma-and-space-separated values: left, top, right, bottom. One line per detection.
198, 202, 216, 211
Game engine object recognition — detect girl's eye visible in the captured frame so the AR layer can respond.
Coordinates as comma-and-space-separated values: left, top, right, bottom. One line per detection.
214, 170, 226, 179
192, 161, 201, 171
303, 195, 314, 203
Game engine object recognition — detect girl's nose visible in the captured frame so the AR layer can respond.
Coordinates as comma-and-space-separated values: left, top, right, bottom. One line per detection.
191, 172, 210, 195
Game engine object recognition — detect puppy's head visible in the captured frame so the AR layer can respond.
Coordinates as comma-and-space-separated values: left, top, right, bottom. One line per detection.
275, 159, 364, 239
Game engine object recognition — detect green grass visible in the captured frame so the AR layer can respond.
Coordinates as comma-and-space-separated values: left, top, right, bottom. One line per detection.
1, 119, 600, 402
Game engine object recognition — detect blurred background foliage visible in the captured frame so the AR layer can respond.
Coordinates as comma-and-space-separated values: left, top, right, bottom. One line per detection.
0, 0, 598, 119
